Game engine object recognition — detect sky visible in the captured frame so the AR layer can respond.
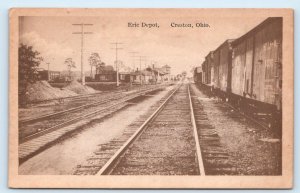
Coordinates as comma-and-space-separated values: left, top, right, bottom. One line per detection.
19, 9, 267, 76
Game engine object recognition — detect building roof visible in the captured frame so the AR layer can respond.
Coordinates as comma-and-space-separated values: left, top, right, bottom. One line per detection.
153, 68, 167, 75
36, 68, 45, 72
162, 65, 171, 68
102, 65, 114, 71
36, 68, 60, 73
142, 70, 153, 76
119, 71, 131, 75
131, 71, 143, 76
96, 65, 116, 74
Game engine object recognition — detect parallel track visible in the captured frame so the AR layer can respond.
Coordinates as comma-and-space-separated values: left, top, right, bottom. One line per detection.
19, 86, 165, 142
20, 86, 162, 124
19, 86, 167, 164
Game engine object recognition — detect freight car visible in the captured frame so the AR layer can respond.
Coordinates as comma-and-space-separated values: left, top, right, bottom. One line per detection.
199, 51, 214, 95
194, 17, 282, 130
211, 39, 235, 100
193, 67, 202, 84
231, 17, 282, 123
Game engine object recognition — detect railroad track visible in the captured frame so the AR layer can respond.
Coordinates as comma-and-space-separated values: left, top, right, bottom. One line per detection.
19, 86, 165, 142
19, 93, 124, 124
19, 85, 162, 124
73, 84, 205, 175
75, 83, 238, 175
18, 86, 167, 164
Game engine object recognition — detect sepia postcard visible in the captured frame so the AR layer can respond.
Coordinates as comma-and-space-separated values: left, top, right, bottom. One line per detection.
9, 8, 294, 188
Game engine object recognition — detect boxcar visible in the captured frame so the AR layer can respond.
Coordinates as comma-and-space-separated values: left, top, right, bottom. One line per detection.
193, 67, 202, 84
201, 61, 207, 84
230, 17, 282, 114
211, 39, 234, 100
202, 52, 214, 86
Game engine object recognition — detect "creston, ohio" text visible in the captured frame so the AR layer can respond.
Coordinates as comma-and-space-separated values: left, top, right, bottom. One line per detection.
170, 22, 210, 28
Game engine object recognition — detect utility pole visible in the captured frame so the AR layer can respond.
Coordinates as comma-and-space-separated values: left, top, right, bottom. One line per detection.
129, 52, 138, 71
47, 62, 50, 81
139, 56, 142, 72
111, 42, 123, 87
151, 60, 157, 83
143, 57, 148, 69
72, 23, 93, 85
136, 56, 146, 71
135, 55, 146, 85
151, 60, 157, 69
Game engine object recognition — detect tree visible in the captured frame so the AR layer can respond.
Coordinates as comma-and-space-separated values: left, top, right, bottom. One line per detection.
88, 53, 101, 78
96, 62, 105, 74
64, 58, 76, 80
18, 43, 43, 106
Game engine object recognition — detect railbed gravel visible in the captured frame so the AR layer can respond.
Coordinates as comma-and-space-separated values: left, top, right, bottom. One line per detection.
191, 84, 281, 175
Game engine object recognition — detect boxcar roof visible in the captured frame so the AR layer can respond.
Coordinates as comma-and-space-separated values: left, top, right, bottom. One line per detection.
214, 39, 235, 52
232, 17, 282, 46
205, 51, 214, 59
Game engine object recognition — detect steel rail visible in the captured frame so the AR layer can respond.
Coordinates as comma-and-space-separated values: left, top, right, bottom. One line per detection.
96, 84, 181, 175
19, 86, 163, 124
188, 84, 206, 176
19, 94, 122, 124
19, 87, 164, 144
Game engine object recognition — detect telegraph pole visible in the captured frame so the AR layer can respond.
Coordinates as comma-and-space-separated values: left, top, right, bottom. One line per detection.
134, 55, 146, 85
47, 62, 50, 81
136, 56, 146, 71
129, 52, 138, 71
111, 42, 123, 87
151, 60, 157, 83
143, 57, 148, 69
72, 23, 93, 85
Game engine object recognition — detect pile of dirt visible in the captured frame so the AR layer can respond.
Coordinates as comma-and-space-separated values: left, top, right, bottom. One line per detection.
63, 81, 97, 94
26, 81, 77, 102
